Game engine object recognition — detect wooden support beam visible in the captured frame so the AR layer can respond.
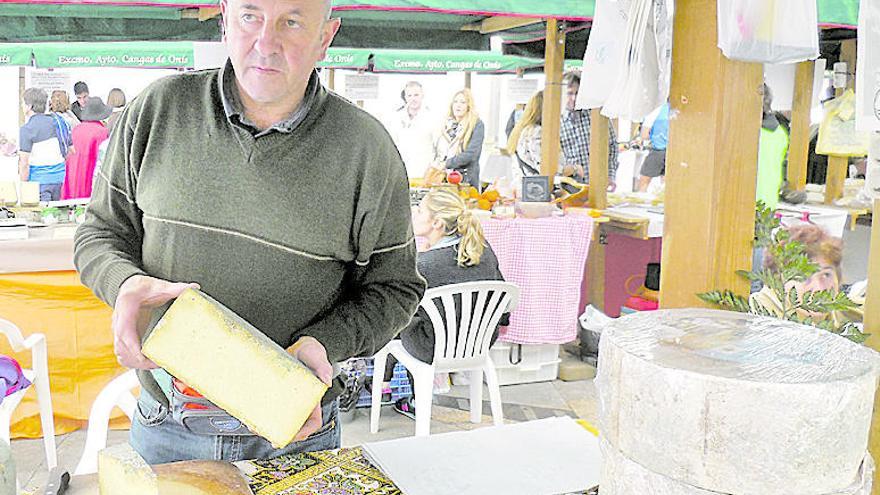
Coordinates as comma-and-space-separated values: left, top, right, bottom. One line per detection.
461, 16, 542, 34
586, 232, 607, 313
327, 69, 336, 91
589, 109, 609, 210
863, 199, 880, 494
787, 61, 814, 192
18, 67, 25, 127
659, 0, 763, 308
541, 19, 565, 179
841, 39, 857, 91
464, 72, 472, 89
825, 156, 847, 204
181, 7, 220, 20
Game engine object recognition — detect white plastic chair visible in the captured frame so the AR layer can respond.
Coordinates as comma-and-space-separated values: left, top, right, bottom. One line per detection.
0, 318, 57, 470
74, 369, 139, 475
371, 281, 520, 437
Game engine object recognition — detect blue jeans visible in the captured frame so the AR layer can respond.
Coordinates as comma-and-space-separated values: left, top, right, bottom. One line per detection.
130, 391, 341, 464
39, 183, 61, 202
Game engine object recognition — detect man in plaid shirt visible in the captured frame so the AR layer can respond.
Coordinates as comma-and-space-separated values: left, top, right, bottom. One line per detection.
560, 72, 619, 188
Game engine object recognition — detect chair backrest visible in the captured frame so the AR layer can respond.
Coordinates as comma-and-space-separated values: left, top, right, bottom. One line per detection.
73, 369, 140, 475
420, 281, 519, 370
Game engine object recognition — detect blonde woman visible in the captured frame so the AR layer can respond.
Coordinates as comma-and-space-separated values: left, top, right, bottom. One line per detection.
506, 90, 544, 176
430, 89, 485, 189
382, 188, 508, 419
105, 88, 127, 134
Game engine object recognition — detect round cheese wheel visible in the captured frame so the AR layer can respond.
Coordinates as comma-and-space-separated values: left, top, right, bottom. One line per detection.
597, 309, 879, 494
599, 438, 874, 495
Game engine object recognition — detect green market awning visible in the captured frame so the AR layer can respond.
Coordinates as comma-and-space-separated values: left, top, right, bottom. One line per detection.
31, 42, 194, 68
317, 47, 372, 70
0, 43, 32, 66
372, 49, 541, 73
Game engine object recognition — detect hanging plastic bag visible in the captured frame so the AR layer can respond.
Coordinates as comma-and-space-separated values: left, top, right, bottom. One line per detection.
576, 0, 633, 110
816, 90, 871, 157
717, 0, 819, 64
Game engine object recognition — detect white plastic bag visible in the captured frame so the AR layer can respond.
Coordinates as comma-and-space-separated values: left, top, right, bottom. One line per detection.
578, 0, 673, 121
576, 0, 632, 110
717, 0, 819, 64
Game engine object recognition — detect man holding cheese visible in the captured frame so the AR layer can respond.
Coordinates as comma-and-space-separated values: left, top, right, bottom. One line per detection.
74, 0, 425, 463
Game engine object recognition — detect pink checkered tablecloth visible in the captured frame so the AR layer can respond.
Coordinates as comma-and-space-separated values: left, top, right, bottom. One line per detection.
481, 215, 593, 344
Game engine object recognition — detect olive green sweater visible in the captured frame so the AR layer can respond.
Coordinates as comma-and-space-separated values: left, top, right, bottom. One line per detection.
74, 68, 426, 404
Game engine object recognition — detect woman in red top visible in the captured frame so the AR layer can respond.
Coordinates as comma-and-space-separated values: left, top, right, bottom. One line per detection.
61, 97, 110, 200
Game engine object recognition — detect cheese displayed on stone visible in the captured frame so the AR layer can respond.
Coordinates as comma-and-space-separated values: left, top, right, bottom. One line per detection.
142, 289, 329, 448
597, 309, 880, 495
98, 443, 157, 495
600, 438, 874, 495
98, 443, 253, 495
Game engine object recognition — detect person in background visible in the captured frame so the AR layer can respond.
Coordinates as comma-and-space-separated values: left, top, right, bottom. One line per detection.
70, 81, 89, 121
507, 91, 544, 177
751, 223, 851, 323
386, 81, 435, 181
105, 88, 127, 135
383, 188, 508, 419
49, 90, 80, 131
560, 72, 619, 188
430, 89, 484, 189
61, 97, 110, 200
756, 83, 789, 209
48, 91, 77, 162
637, 102, 670, 192
19, 87, 69, 201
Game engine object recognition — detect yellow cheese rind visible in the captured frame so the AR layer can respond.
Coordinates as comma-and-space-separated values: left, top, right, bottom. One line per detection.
98, 443, 157, 495
142, 289, 329, 448
154, 460, 253, 494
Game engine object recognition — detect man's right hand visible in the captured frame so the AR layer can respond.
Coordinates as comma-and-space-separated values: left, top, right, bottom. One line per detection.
112, 275, 200, 369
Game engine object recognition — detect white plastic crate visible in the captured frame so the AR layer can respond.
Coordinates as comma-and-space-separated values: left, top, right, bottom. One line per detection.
487, 342, 561, 386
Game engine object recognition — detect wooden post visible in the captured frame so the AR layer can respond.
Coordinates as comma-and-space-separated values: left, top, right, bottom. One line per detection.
541, 19, 565, 178
825, 156, 847, 204
824, 39, 858, 204
18, 67, 25, 127
464, 71, 472, 89
863, 199, 880, 494
787, 61, 814, 192
327, 68, 336, 91
589, 109, 609, 211
659, 0, 763, 308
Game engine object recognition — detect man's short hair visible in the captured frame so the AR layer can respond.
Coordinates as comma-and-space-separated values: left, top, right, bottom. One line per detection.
73, 81, 89, 96
23, 87, 48, 114
563, 72, 581, 87
404, 81, 423, 91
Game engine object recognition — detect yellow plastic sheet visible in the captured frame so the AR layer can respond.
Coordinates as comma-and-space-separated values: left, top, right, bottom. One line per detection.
0, 271, 129, 438
816, 89, 871, 157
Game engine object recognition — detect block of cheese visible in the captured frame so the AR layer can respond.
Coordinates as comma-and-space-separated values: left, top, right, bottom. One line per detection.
599, 438, 874, 495
142, 289, 328, 448
19, 181, 39, 206
154, 460, 253, 494
98, 443, 253, 495
98, 443, 157, 495
597, 309, 880, 495
0, 182, 16, 206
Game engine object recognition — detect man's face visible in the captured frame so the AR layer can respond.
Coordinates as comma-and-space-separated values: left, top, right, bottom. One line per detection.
566, 83, 579, 112
220, 0, 340, 106
76, 92, 89, 107
404, 86, 423, 113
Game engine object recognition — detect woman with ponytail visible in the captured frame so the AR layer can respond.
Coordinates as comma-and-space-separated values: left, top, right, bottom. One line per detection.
381, 188, 508, 419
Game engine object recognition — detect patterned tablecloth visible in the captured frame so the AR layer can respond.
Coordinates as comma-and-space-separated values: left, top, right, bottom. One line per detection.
481, 215, 593, 345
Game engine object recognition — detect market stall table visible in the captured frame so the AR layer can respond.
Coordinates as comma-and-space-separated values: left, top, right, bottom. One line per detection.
63, 418, 601, 495
0, 224, 127, 438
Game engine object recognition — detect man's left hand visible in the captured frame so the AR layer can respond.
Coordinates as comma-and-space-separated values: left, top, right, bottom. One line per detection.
287, 336, 333, 442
